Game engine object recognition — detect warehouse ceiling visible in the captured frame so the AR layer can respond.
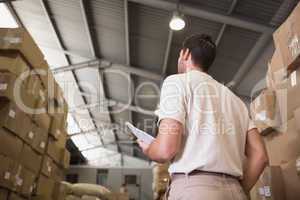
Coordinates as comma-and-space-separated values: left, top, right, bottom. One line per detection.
3, 0, 299, 167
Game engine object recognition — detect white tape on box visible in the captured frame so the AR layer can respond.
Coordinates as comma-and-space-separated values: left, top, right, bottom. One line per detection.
291, 71, 297, 87
9, 110, 16, 118
258, 187, 265, 196
264, 186, 271, 197
3, 36, 21, 44
0, 83, 8, 91
28, 131, 35, 139
288, 35, 300, 58
4, 172, 10, 180
40, 141, 46, 149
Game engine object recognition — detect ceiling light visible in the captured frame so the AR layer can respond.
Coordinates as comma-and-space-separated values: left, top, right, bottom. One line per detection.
169, 12, 185, 31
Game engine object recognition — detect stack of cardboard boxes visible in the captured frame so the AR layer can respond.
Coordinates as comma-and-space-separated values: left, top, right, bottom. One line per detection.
0, 28, 70, 200
250, 3, 300, 200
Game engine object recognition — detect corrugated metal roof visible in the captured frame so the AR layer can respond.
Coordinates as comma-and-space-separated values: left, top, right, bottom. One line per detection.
233, 0, 284, 25
209, 26, 261, 83
46, 0, 93, 63
129, 3, 170, 73
88, 0, 126, 64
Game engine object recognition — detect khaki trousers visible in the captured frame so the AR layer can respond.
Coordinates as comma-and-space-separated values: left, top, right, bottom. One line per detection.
166, 174, 248, 200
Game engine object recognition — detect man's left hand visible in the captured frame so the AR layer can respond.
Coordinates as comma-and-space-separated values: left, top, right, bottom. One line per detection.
137, 140, 150, 155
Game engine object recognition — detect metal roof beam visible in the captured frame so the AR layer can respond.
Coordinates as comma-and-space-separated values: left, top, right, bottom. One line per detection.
39, 0, 105, 146
215, 0, 239, 46
162, 29, 173, 75
52, 59, 162, 81
128, 0, 274, 34
229, 33, 271, 89
124, 0, 131, 66
69, 99, 156, 116
79, 0, 96, 58
5, 2, 23, 27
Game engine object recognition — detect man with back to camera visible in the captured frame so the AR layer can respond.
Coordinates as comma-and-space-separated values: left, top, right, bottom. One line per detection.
137, 34, 269, 200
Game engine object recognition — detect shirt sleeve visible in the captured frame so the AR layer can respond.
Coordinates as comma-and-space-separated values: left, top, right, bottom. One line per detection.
248, 119, 257, 131
155, 76, 186, 125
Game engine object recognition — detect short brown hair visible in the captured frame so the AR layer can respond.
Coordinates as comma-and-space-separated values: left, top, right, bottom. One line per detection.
182, 34, 216, 72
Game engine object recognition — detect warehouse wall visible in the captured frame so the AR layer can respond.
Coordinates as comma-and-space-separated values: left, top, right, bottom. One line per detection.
68, 166, 153, 200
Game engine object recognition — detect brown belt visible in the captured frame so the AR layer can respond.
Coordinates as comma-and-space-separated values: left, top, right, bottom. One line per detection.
172, 170, 239, 180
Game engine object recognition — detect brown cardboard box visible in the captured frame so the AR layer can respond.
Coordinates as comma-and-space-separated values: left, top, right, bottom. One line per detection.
250, 166, 286, 200
0, 72, 17, 101
20, 116, 37, 147
35, 175, 55, 197
0, 128, 23, 160
41, 156, 54, 177
61, 149, 71, 169
37, 60, 54, 91
264, 118, 300, 165
281, 159, 300, 200
0, 154, 17, 189
26, 71, 43, 100
52, 181, 68, 200
49, 114, 65, 140
276, 84, 300, 125
19, 144, 42, 174
52, 164, 65, 182
32, 124, 48, 154
47, 138, 63, 164
20, 167, 36, 196
250, 89, 280, 133
0, 52, 30, 75
266, 48, 288, 90
294, 107, 300, 131
0, 188, 8, 200
0, 28, 44, 69
8, 193, 26, 200
273, 3, 300, 71
33, 108, 51, 132
107, 193, 130, 200
56, 129, 67, 148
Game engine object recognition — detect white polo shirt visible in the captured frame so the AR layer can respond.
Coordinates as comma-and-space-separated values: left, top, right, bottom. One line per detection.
155, 70, 255, 178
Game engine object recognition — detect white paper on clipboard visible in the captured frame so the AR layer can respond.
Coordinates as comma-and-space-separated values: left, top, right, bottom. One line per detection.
125, 122, 155, 145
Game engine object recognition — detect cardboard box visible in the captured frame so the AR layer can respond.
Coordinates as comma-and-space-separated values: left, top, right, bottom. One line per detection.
0, 154, 17, 189
266, 48, 288, 90
52, 181, 68, 200
52, 164, 65, 182
0, 52, 30, 75
107, 193, 130, 200
20, 167, 36, 196
0, 188, 8, 200
49, 114, 66, 140
47, 138, 63, 164
276, 84, 300, 125
8, 193, 26, 200
250, 166, 286, 200
273, 3, 300, 71
0, 28, 44, 69
0, 128, 23, 160
32, 123, 48, 154
37, 60, 54, 91
61, 149, 71, 169
19, 115, 37, 147
264, 118, 300, 165
19, 144, 42, 174
294, 107, 300, 131
26, 71, 43, 100
41, 156, 54, 177
33, 98, 51, 132
35, 175, 55, 197
281, 159, 300, 200
250, 89, 280, 133
56, 129, 67, 148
